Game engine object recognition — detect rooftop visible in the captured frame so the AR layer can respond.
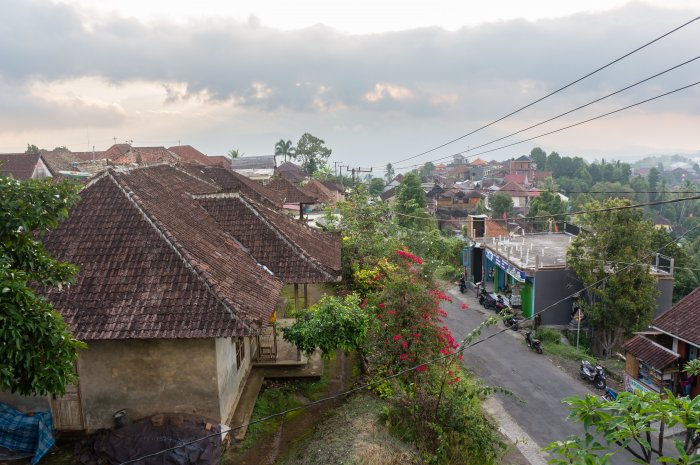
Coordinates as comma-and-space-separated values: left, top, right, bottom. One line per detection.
479, 232, 574, 270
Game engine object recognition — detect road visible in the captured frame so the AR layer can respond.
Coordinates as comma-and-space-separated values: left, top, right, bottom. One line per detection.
445, 286, 633, 464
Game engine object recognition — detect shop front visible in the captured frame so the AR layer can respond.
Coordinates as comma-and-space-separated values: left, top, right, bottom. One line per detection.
483, 249, 534, 319
623, 335, 680, 395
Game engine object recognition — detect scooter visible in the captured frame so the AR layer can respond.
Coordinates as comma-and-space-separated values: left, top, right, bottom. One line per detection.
525, 331, 543, 354
580, 360, 606, 389
502, 308, 518, 330
494, 295, 508, 313
601, 386, 618, 401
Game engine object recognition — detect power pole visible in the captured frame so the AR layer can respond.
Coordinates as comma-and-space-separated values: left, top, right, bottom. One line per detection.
345, 166, 373, 185
333, 161, 344, 177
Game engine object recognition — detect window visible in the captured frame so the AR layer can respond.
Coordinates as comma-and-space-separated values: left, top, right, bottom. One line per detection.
235, 337, 245, 368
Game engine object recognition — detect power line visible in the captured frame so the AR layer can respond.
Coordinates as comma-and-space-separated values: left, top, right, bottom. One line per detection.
385, 16, 700, 168
394, 79, 700, 170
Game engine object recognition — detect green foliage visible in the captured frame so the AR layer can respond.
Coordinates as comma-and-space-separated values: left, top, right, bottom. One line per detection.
25, 144, 41, 154
295, 133, 332, 176
283, 294, 369, 358
228, 148, 242, 159
368, 177, 386, 197
394, 172, 429, 228
527, 188, 567, 232
547, 390, 700, 464
489, 192, 513, 219
385, 163, 395, 183
566, 198, 658, 357
0, 176, 85, 395
419, 162, 435, 178
274, 138, 295, 162
535, 327, 561, 345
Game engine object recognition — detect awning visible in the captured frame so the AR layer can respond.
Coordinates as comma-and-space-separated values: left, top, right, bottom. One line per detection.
623, 335, 680, 370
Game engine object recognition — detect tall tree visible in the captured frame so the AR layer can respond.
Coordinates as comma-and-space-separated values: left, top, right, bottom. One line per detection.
274, 139, 295, 163
527, 188, 567, 232
385, 163, 395, 183
228, 148, 242, 159
295, 133, 332, 176
394, 172, 429, 228
368, 177, 385, 197
419, 161, 435, 178
647, 167, 660, 201
567, 198, 658, 357
490, 192, 514, 220
25, 144, 40, 154
0, 176, 84, 395
530, 147, 547, 171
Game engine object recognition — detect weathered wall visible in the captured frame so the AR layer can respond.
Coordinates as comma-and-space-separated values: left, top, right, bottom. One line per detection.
654, 276, 674, 318
215, 337, 252, 423
78, 338, 219, 431
0, 392, 50, 412
534, 269, 582, 326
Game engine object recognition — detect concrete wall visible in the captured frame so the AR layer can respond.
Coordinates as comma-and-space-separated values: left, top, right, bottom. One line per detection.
0, 392, 50, 412
215, 337, 252, 424
77, 338, 219, 431
654, 276, 674, 318
534, 269, 583, 326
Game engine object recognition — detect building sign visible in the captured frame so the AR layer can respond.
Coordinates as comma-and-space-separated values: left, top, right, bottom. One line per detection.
624, 373, 657, 394
485, 250, 526, 282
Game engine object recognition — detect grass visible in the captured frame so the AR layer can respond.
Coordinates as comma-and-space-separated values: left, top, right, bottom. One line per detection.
542, 340, 596, 364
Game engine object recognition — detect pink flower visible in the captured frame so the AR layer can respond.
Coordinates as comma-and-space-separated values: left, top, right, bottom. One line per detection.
378, 302, 385, 308
460, 303, 468, 310
416, 365, 428, 372
400, 353, 409, 361
457, 354, 463, 360
401, 340, 408, 348
393, 334, 402, 341
412, 332, 420, 338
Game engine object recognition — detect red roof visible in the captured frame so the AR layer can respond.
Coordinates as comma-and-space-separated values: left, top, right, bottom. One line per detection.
470, 158, 487, 166
504, 174, 526, 184
42, 165, 283, 340
168, 145, 214, 165
0, 152, 42, 179
498, 181, 528, 197
653, 286, 700, 346
265, 177, 318, 204
623, 335, 679, 369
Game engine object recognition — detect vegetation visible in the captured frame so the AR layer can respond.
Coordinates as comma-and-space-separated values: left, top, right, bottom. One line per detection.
295, 133, 332, 176
0, 175, 84, 395
567, 198, 658, 357
385, 162, 395, 183
369, 177, 386, 196
490, 192, 513, 219
228, 148, 242, 159
547, 390, 700, 464
274, 138, 295, 163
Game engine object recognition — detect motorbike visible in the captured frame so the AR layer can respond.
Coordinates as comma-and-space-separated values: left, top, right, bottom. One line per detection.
494, 295, 508, 313
459, 277, 467, 294
525, 331, 543, 354
601, 386, 618, 401
502, 308, 518, 330
580, 360, 607, 389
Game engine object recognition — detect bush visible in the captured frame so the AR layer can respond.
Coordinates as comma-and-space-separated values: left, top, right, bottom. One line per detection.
536, 327, 562, 345
435, 265, 461, 281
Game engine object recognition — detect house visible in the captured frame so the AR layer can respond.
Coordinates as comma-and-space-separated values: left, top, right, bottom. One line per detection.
494, 181, 530, 209
0, 165, 284, 432
231, 155, 276, 180
276, 162, 309, 184
41, 150, 109, 180
463, 219, 674, 324
384, 174, 404, 192
654, 215, 673, 232
623, 286, 700, 397
263, 176, 318, 219
303, 179, 337, 204
0, 152, 52, 179
319, 181, 346, 203
509, 155, 536, 178
168, 145, 229, 166
380, 186, 397, 203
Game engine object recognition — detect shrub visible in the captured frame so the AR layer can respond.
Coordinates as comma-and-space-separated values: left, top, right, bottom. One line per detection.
536, 327, 562, 345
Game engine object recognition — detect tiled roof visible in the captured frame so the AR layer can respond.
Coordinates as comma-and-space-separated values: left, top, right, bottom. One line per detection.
380, 186, 396, 201
320, 181, 345, 194
181, 164, 284, 208
504, 174, 527, 184
111, 147, 180, 165
303, 180, 335, 203
515, 155, 532, 162
654, 216, 672, 226
276, 162, 308, 183
0, 152, 41, 179
498, 181, 528, 196
470, 158, 487, 166
42, 165, 283, 340
41, 150, 109, 178
168, 145, 211, 165
265, 177, 318, 204
653, 286, 700, 346
534, 171, 553, 180
623, 335, 679, 369
196, 193, 341, 283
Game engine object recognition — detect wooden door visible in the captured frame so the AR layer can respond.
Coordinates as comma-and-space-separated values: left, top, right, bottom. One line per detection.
51, 382, 84, 430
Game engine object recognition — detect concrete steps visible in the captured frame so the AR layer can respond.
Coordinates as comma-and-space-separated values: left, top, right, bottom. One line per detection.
228, 371, 264, 442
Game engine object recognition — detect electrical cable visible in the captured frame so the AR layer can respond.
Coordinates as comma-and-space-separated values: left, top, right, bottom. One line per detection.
386, 16, 700, 168
377, 52, 700, 170
394, 80, 700, 170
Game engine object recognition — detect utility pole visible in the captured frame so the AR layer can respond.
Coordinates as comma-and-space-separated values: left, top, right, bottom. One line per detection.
333, 161, 344, 177
345, 166, 373, 185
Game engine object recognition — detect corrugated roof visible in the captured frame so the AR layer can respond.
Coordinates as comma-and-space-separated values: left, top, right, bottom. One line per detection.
231, 155, 276, 170
623, 335, 679, 369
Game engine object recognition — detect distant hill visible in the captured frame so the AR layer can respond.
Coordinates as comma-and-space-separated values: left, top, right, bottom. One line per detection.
632, 151, 700, 170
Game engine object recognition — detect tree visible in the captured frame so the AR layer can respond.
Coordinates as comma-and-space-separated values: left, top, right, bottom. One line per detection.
527, 189, 567, 232
530, 147, 547, 171
0, 176, 84, 395
394, 172, 428, 228
25, 144, 40, 154
228, 148, 242, 159
295, 133, 332, 176
283, 294, 370, 373
274, 139, 295, 163
547, 390, 700, 464
648, 167, 660, 200
566, 198, 658, 357
490, 192, 513, 220
385, 163, 395, 183
419, 161, 435, 178
368, 177, 385, 197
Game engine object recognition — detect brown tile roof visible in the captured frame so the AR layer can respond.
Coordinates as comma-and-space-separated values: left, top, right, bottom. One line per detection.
41, 150, 109, 178
0, 152, 42, 179
265, 177, 318, 204
111, 147, 180, 165
320, 181, 345, 194
207, 156, 230, 167
623, 335, 679, 369
181, 164, 284, 208
168, 145, 210, 164
653, 286, 700, 346
498, 181, 528, 197
42, 165, 282, 340
303, 180, 335, 203
276, 162, 308, 183
196, 193, 341, 283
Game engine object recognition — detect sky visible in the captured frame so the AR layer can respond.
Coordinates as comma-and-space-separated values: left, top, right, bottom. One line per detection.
1, 0, 699, 172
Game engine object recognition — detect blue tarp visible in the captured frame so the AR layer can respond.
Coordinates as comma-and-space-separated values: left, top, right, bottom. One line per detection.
0, 403, 54, 464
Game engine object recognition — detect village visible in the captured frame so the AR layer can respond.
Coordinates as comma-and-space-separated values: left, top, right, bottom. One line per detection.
2, 139, 700, 465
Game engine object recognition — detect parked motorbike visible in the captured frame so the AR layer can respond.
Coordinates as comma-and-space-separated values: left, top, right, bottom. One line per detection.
494, 295, 508, 313
580, 360, 607, 389
502, 308, 519, 330
459, 277, 467, 294
525, 331, 543, 354
601, 386, 618, 401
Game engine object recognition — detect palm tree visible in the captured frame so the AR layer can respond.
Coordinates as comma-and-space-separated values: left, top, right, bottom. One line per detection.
275, 139, 295, 163
384, 163, 395, 183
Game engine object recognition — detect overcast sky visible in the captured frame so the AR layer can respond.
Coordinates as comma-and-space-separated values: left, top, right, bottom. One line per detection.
1, 0, 699, 171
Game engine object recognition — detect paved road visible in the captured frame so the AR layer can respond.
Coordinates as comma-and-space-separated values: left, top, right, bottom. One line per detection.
445, 286, 632, 464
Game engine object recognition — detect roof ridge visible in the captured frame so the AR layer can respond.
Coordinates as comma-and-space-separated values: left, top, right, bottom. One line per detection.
105, 171, 256, 333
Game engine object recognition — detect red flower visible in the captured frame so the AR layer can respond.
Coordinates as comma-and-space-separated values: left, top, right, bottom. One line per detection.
460, 303, 468, 310
416, 365, 428, 372
393, 334, 402, 341
400, 353, 409, 361
378, 302, 385, 308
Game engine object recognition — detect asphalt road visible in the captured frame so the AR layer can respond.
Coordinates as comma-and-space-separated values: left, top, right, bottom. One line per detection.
445, 286, 634, 464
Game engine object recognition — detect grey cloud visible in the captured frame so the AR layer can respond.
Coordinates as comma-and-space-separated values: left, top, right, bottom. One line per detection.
0, 1, 699, 118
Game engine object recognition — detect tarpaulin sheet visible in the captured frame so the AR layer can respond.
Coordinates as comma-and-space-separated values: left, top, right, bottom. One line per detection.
0, 403, 55, 464
75, 413, 221, 465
